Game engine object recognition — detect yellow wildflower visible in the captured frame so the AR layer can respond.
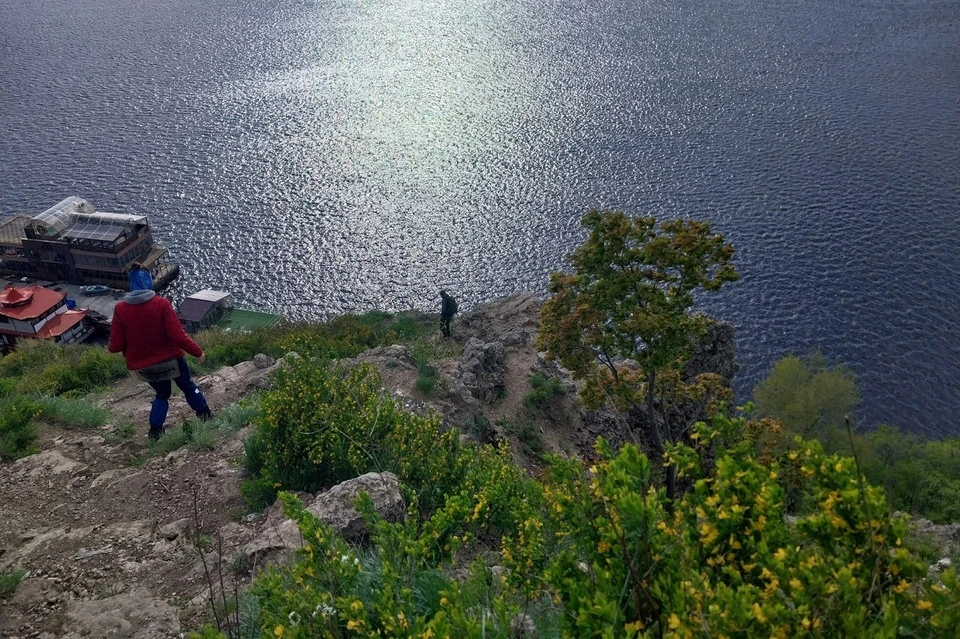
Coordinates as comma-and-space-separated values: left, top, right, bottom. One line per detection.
625, 620, 643, 632
668, 613, 681, 630
274, 626, 284, 638
917, 600, 933, 611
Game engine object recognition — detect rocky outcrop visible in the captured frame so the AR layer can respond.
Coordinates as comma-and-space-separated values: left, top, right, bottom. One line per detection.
456, 293, 541, 346
912, 518, 960, 548
456, 338, 507, 404
682, 321, 738, 387
353, 345, 419, 371
59, 589, 180, 639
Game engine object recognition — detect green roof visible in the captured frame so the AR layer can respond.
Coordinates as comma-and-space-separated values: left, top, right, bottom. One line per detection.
215, 308, 282, 332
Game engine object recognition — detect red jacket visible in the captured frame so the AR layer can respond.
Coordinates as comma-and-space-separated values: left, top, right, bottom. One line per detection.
108, 294, 203, 370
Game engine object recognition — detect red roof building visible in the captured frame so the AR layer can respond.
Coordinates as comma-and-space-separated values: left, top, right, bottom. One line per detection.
0, 283, 93, 349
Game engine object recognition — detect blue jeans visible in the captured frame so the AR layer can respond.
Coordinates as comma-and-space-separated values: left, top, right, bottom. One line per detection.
147, 357, 209, 429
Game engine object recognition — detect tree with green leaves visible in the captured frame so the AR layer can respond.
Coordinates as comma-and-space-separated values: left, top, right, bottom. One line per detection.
538, 210, 739, 503
753, 350, 859, 442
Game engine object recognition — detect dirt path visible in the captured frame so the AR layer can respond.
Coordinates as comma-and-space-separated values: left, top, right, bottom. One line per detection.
0, 359, 282, 639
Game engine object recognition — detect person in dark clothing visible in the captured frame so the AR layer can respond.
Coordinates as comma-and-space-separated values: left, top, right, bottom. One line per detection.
108, 264, 213, 440
440, 290, 458, 337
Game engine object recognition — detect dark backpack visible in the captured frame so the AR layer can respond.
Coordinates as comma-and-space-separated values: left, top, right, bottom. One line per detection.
448, 296, 458, 315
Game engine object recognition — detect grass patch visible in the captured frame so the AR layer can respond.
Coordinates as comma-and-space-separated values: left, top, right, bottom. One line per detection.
136, 398, 263, 459
0, 569, 27, 596
414, 361, 438, 396
147, 426, 190, 455
215, 398, 262, 431
0, 340, 127, 397
35, 395, 110, 429
414, 374, 436, 395
185, 420, 218, 451
192, 309, 442, 374
240, 428, 277, 511
103, 422, 136, 445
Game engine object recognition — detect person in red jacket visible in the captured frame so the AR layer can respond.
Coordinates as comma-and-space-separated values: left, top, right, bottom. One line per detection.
108, 264, 213, 440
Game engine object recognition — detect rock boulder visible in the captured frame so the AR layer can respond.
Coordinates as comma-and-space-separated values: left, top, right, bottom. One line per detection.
243, 472, 405, 564
456, 338, 507, 404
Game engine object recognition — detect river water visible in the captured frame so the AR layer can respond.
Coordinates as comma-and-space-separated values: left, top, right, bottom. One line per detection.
1, 0, 958, 436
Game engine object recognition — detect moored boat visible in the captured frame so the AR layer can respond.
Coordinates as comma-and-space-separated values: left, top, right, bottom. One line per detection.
79, 284, 111, 296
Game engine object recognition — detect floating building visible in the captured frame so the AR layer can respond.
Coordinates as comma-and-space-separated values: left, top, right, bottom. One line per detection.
178, 290, 282, 334
0, 196, 179, 289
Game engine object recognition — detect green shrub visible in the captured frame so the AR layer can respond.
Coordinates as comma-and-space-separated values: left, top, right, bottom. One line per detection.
250, 493, 531, 638
464, 413, 495, 444
0, 340, 59, 378
0, 396, 42, 461
242, 430, 266, 477
0, 569, 27, 596
240, 478, 277, 512
0, 377, 17, 398
252, 361, 394, 491
386, 312, 431, 341
501, 418, 545, 459
522, 373, 564, 410
755, 354, 960, 523
414, 360, 438, 396
245, 411, 960, 638
250, 359, 460, 506
73, 348, 129, 391
413, 374, 436, 396
247, 357, 544, 521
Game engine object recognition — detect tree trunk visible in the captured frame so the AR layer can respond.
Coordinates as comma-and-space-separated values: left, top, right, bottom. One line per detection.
646, 369, 676, 511
646, 369, 663, 452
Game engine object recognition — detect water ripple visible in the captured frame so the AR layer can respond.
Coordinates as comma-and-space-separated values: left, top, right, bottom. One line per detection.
1, 0, 958, 436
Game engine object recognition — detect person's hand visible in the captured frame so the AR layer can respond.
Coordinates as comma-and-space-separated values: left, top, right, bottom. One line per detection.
199, 353, 206, 364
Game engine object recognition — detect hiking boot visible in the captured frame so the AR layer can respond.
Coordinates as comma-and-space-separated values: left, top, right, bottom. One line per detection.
196, 408, 214, 422
148, 427, 165, 441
